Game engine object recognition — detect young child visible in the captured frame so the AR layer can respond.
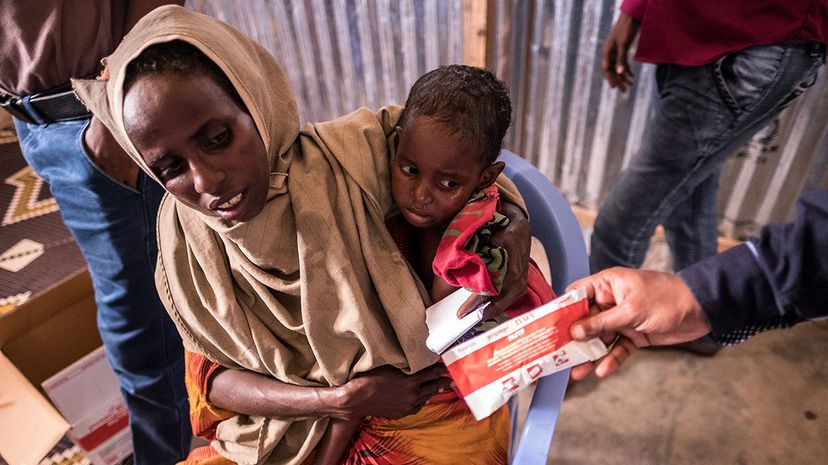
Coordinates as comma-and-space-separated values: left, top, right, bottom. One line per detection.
315, 64, 555, 465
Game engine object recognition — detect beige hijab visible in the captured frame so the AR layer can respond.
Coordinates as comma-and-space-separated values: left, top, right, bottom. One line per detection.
74, 5, 523, 464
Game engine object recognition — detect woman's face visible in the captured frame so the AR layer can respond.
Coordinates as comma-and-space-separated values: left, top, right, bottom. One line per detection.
123, 72, 269, 222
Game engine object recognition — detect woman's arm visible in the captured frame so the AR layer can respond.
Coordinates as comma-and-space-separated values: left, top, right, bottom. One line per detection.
207, 364, 452, 421
207, 366, 341, 418
312, 418, 362, 465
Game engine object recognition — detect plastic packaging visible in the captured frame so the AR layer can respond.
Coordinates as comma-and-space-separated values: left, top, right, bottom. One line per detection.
441, 287, 607, 420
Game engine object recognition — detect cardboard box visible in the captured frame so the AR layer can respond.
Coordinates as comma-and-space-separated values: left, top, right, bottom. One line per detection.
0, 268, 103, 465
42, 347, 132, 465
0, 352, 69, 465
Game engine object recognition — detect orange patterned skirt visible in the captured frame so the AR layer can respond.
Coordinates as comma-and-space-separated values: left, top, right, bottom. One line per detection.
181, 351, 509, 465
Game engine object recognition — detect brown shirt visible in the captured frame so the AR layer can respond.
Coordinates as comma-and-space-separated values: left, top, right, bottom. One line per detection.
0, 1, 181, 96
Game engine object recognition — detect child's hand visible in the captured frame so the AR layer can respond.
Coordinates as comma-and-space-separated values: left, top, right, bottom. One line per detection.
457, 202, 530, 320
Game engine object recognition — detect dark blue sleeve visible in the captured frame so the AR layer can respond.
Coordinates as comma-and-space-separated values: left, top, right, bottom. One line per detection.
678, 191, 828, 341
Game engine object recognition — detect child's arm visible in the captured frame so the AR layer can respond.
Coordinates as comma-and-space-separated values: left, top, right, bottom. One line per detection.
313, 418, 362, 465
430, 275, 458, 303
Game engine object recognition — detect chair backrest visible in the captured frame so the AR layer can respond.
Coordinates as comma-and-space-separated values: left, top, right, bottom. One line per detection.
498, 150, 589, 464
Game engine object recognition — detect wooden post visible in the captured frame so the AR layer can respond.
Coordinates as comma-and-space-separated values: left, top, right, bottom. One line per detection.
462, 0, 488, 67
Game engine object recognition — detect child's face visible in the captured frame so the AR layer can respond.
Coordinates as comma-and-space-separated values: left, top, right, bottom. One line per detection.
392, 116, 502, 229
123, 72, 269, 222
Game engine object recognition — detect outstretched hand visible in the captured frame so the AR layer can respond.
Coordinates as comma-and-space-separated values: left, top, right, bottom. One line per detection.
566, 267, 712, 379
601, 11, 641, 92
457, 201, 530, 320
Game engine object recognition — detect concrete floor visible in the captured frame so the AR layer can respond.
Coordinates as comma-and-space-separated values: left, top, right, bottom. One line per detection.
543, 233, 828, 465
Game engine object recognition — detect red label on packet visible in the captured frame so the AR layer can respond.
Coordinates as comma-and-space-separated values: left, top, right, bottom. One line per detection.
442, 288, 607, 420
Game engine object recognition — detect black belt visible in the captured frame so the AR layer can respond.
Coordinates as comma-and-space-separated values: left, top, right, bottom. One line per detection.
0, 83, 91, 124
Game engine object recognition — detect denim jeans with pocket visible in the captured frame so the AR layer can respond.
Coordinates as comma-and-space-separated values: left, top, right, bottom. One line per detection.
591, 42, 825, 273
14, 117, 191, 465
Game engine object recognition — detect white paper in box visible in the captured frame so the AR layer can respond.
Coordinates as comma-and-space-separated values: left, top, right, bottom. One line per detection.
41, 346, 132, 465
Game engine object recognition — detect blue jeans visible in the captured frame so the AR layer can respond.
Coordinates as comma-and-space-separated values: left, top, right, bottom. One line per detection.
14, 118, 191, 465
591, 42, 824, 273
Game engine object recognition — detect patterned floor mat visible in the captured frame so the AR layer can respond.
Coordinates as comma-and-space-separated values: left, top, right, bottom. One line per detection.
0, 131, 85, 315
0, 128, 92, 464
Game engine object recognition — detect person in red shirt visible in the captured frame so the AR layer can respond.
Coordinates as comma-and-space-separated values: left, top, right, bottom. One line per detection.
591, 0, 826, 281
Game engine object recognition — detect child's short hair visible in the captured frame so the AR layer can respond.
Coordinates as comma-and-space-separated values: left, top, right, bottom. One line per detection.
399, 64, 511, 165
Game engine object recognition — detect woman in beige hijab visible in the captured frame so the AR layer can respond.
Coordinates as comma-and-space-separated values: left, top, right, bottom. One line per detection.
74, 6, 530, 465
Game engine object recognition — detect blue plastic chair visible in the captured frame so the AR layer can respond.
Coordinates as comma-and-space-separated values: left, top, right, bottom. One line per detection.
498, 150, 590, 464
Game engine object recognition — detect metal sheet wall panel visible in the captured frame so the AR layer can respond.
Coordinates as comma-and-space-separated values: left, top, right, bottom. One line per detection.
188, 0, 828, 239
489, 0, 828, 238
189, 0, 465, 124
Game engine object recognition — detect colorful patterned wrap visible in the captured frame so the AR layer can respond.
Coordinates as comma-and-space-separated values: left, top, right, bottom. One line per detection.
432, 185, 509, 296
181, 352, 510, 465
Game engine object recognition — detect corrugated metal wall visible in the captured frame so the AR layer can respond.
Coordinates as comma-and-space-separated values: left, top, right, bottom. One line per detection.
489, 0, 828, 239
187, 0, 828, 239
188, 0, 466, 123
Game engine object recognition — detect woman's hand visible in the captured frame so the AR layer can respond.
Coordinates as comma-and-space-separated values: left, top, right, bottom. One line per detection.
458, 201, 530, 319
332, 365, 451, 421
